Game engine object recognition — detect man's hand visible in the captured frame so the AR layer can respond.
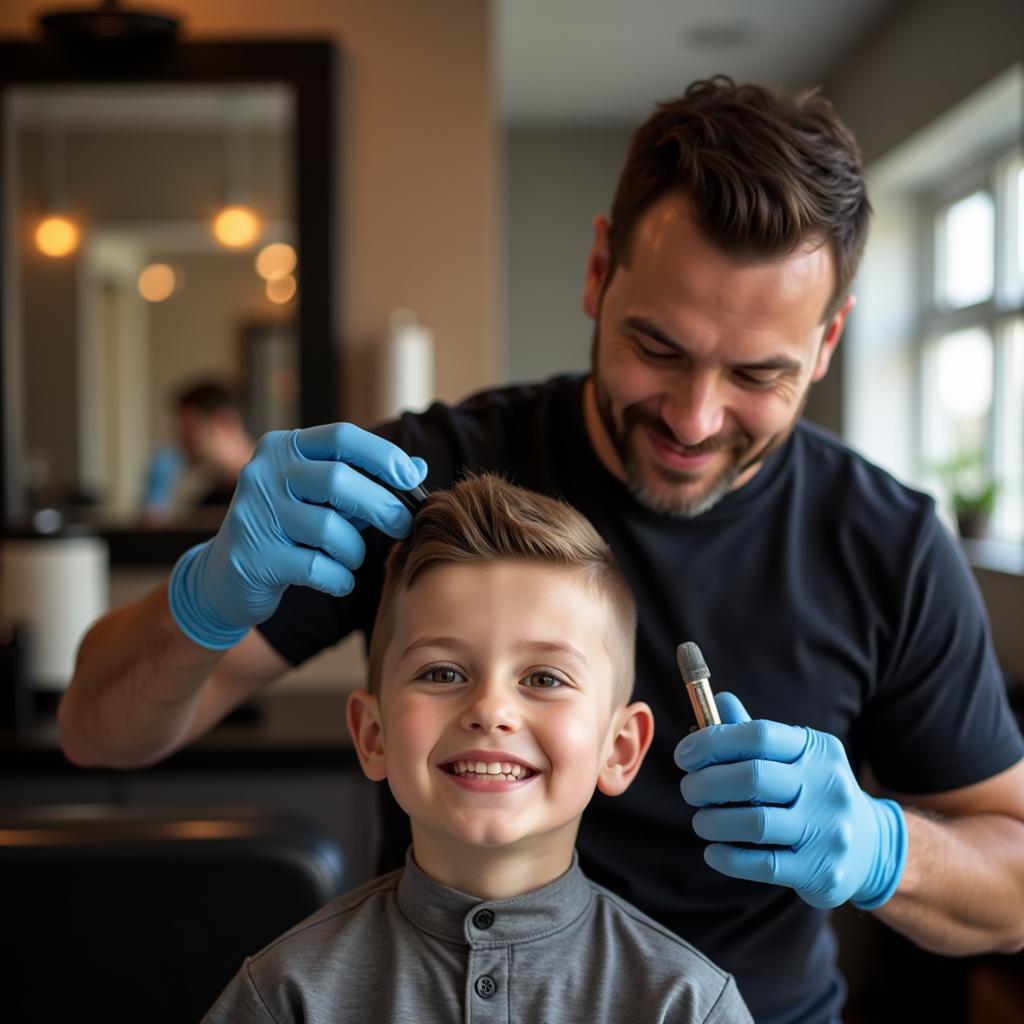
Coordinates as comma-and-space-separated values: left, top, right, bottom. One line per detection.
674, 692, 907, 910
168, 423, 427, 649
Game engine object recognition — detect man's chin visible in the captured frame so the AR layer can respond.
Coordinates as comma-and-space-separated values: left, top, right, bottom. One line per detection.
623, 454, 740, 518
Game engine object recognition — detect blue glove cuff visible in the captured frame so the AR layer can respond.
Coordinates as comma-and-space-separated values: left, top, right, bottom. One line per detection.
168, 542, 250, 651
852, 798, 907, 911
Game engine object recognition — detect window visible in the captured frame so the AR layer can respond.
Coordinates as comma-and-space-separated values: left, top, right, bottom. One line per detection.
919, 147, 1024, 542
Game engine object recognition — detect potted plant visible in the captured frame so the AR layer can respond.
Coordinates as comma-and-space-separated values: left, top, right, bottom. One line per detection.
931, 453, 998, 539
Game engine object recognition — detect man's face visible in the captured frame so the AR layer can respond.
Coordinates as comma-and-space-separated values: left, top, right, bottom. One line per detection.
582, 193, 853, 517
175, 407, 234, 466
356, 562, 630, 871
175, 407, 215, 465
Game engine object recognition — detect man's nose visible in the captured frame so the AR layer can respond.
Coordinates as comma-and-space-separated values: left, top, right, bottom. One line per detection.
459, 680, 519, 733
664, 370, 726, 446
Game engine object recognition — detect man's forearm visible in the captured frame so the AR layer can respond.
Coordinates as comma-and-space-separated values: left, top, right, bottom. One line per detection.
58, 583, 226, 769
873, 808, 1024, 955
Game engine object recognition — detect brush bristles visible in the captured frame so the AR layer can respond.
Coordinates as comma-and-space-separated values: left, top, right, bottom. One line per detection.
676, 641, 710, 683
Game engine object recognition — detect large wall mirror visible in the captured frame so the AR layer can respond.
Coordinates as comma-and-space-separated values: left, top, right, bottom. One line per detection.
0, 40, 337, 562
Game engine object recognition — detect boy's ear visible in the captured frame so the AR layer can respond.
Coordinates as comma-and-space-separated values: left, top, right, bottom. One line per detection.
347, 690, 387, 782
597, 701, 655, 797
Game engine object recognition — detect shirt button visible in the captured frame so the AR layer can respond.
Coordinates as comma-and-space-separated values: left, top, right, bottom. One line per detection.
473, 909, 495, 930
475, 975, 497, 999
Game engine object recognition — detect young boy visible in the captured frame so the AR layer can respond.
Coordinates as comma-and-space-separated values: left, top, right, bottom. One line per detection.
203, 475, 752, 1023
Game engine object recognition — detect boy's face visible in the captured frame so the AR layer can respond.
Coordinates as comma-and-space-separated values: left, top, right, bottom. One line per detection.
349, 561, 652, 884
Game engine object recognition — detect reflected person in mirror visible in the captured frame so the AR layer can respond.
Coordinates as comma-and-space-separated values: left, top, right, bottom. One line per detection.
141, 380, 256, 524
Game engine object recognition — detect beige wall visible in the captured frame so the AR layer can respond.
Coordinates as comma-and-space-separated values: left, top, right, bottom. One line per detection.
1, 0, 502, 426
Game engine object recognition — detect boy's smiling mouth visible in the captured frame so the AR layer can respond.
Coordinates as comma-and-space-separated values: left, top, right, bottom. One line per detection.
439, 752, 540, 785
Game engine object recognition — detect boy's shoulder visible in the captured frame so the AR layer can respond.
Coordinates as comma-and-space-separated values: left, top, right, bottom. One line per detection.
250, 866, 404, 966
509, 873, 753, 1023
582, 876, 734, 980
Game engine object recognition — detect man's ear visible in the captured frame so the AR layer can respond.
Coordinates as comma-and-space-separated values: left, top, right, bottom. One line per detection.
812, 293, 856, 382
582, 214, 612, 320
347, 690, 387, 782
597, 701, 655, 797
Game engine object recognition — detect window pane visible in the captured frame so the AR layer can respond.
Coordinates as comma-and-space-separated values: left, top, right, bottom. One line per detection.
922, 326, 993, 468
993, 319, 1023, 543
1017, 166, 1024, 295
938, 191, 994, 308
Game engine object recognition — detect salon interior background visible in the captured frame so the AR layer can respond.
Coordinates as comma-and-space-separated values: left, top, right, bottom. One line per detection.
0, 0, 1021, 686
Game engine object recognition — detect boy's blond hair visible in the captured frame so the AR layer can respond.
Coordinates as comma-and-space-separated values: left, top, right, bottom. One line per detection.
367, 474, 637, 701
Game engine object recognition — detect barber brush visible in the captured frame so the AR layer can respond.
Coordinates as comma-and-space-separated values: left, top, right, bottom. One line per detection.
360, 470, 430, 515
390, 481, 430, 514
676, 641, 721, 729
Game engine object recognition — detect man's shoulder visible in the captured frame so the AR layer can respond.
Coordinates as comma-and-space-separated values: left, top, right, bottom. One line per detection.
376, 373, 584, 445
791, 420, 936, 524
372, 373, 586, 485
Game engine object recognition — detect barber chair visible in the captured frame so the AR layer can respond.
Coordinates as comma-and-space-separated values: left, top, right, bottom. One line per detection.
0, 805, 346, 1023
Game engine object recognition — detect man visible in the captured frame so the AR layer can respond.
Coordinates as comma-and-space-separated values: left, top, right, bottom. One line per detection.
59, 78, 1024, 1024
173, 380, 256, 506
140, 381, 256, 523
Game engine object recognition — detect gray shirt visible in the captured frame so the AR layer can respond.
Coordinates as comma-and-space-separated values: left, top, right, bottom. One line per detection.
202, 852, 753, 1023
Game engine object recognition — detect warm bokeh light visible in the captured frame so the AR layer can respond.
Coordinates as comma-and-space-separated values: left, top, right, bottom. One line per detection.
266, 273, 297, 305
212, 204, 261, 249
255, 242, 297, 281
35, 215, 79, 257
137, 263, 178, 303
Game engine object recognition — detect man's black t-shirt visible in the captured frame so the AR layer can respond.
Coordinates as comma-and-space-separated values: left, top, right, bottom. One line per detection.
258, 374, 1024, 1024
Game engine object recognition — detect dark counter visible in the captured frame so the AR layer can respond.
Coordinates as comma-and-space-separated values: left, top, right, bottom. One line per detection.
1, 690, 359, 774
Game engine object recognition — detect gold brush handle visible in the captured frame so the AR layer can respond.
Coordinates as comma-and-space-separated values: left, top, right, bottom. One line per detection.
687, 679, 721, 728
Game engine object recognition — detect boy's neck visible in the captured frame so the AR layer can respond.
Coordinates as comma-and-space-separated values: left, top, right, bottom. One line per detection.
410, 825, 577, 901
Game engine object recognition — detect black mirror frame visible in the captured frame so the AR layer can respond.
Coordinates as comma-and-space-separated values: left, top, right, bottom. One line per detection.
0, 37, 338, 564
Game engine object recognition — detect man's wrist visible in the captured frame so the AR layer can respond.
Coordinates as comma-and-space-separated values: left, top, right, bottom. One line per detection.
852, 798, 908, 910
168, 542, 249, 651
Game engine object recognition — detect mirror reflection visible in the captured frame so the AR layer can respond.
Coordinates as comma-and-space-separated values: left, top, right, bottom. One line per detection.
8, 83, 298, 527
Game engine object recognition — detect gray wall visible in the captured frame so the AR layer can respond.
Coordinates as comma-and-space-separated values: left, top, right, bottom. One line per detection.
823, 0, 1024, 167
506, 126, 632, 382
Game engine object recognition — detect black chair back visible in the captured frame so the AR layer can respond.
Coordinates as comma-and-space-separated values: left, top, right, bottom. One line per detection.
0, 804, 346, 1023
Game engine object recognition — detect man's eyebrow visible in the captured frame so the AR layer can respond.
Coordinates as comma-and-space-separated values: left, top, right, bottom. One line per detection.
622, 315, 803, 372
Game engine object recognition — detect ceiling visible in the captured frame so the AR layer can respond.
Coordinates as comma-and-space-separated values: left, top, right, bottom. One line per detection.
497, 0, 898, 125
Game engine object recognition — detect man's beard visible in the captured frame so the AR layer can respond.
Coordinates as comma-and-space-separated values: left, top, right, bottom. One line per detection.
591, 339, 806, 519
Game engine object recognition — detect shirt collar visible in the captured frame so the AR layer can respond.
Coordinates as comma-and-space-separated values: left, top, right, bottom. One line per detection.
396, 848, 592, 947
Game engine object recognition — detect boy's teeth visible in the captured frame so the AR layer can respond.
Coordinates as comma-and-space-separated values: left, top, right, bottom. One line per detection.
450, 760, 530, 779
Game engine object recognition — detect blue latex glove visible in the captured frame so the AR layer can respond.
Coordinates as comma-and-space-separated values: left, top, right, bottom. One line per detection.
674, 692, 907, 910
169, 423, 427, 650
143, 444, 185, 507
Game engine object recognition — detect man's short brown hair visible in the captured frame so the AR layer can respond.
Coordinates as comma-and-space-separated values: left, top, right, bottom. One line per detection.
367, 474, 637, 701
608, 75, 871, 322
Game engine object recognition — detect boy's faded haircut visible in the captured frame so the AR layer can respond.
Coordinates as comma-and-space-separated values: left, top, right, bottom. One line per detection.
367, 474, 637, 701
